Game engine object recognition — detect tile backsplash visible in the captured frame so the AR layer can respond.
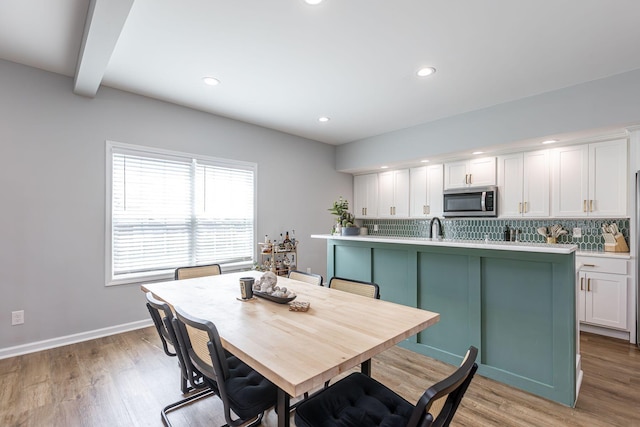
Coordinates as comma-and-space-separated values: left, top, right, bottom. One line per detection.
360, 218, 630, 251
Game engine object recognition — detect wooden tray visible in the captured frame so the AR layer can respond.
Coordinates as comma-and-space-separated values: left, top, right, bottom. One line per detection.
254, 291, 297, 304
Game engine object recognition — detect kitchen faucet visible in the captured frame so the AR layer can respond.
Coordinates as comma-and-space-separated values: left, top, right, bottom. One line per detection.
429, 217, 443, 239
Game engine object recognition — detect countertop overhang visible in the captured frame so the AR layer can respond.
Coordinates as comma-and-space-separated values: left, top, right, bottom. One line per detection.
311, 234, 577, 254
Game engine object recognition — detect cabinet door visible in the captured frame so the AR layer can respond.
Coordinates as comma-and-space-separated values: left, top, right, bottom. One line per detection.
589, 139, 627, 216
377, 171, 395, 218
577, 273, 587, 322
378, 170, 409, 218
393, 169, 410, 217
497, 153, 523, 217
551, 145, 589, 217
584, 272, 628, 330
409, 166, 428, 217
354, 174, 378, 217
444, 161, 469, 189
522, 150, 549, 217
468, 157, 496, 186
426, 164, 444, 217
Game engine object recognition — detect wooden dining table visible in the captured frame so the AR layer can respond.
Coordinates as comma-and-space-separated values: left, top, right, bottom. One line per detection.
142, 270, 440, 427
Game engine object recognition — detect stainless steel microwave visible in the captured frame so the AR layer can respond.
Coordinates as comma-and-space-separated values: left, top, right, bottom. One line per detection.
443, 186, 498, 217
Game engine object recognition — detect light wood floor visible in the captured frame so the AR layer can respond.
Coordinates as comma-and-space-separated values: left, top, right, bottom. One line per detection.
1, 328, 639, 426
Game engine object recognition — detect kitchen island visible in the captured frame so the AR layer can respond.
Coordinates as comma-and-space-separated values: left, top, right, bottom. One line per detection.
312, 234, 580, 407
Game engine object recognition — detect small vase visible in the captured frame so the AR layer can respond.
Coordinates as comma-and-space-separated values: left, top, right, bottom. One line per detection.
546, 237, 557, 244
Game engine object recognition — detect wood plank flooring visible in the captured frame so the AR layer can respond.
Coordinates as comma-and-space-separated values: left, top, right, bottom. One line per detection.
1, 328, 639, 426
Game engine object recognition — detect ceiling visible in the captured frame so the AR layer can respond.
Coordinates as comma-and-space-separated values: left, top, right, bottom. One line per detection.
2, 0, 640, 145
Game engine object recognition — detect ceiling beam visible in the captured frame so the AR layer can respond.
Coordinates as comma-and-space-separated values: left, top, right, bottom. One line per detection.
73, 0, 134, 97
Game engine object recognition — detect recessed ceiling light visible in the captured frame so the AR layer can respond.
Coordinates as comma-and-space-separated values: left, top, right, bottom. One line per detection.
381, 165, 389, 169
417, 67, 436, 77
542, 139, 558, 145
472, 151, 484, 155
304, 0, 323, 4
318, 116, 330, 122
202, 77, 220, 86
421, 159, 430, 163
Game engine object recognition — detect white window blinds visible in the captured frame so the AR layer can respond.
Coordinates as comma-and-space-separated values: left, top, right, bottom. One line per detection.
108, 143, 255, 284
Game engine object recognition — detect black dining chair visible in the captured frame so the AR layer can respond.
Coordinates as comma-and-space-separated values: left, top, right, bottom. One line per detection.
328, 276, 380, 299
288, 270, 323, 286
174, 263, 222, 280
173, 305, 278, 427
295, 346, 478, 427
145, 292, 213, 424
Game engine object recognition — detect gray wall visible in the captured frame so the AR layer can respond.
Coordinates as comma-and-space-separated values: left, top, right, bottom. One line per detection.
337, 68, 640, 172
0, 59, 351, 351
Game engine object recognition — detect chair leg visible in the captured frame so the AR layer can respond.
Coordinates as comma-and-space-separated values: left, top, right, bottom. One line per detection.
161, 388, 215, 427
242, 412, 264, 427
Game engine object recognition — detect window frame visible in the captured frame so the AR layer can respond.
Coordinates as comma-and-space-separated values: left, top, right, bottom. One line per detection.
105, 140, 258, 286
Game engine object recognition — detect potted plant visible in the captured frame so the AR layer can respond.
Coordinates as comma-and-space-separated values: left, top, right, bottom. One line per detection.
328, 197, 359, 235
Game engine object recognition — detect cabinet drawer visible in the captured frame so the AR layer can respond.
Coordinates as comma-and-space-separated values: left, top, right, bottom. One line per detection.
576, 256, 628, 275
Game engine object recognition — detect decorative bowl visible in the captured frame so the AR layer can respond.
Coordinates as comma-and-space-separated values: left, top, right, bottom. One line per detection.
254, 291, 297, 304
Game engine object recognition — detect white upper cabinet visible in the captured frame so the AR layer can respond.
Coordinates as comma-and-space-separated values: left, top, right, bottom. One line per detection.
378, 169, 410, 218
353, 173, 378, 218
551, 139, 627, 217
444, 157, 496, 189
409, 164, 443, 218
589, 140, 628, 216
497, 150, 549, 217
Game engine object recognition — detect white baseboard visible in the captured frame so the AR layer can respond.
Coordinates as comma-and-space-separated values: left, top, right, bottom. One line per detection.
0, 319, 153, 360
579, 323, 631, 342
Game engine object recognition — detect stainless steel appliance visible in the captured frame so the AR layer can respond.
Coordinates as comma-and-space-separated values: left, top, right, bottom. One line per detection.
443, 186, 498, 217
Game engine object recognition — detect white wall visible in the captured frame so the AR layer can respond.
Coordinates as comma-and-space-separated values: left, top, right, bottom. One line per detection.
0, 59, 351, 352
337, 68, 640, 172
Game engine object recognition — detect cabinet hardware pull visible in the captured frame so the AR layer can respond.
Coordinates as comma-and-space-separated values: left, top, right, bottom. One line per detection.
583, 200, 587, 212
464, 174, 468, 184
518, 202, 522, 213
589, 199, 593, 212
587, 278, 591, 292
583, 264, 596, 267
580, 277, 584, 291
426, 205, 430, 214
393, 206, 396, 215
468, 173, 472, 184
524, 201, 528, 213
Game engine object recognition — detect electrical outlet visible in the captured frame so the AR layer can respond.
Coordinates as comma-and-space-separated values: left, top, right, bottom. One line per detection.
572, 227, 582, 238
11, 310, 24, 326
373, 224, 379, 232
306, 267, 312, 274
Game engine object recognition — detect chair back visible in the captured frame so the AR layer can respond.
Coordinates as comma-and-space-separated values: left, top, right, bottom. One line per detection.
288, 270, 323, 286
408, 346, 478, 427
329, 276, 380, 299
173, 306, 227, 382
145, 292, 177, 357
146, 292, 205, 393
175, 263, 221, 280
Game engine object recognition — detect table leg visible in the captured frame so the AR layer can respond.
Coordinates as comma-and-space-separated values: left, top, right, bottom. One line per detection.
277, 388, 290, 427
361, 358, 371, 376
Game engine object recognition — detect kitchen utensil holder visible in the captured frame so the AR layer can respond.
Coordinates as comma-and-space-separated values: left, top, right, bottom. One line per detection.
604, 234, 629, 252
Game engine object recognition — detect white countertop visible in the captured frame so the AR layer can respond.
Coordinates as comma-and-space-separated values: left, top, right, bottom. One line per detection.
576, 250, 631, 259
312, 234, 578, 254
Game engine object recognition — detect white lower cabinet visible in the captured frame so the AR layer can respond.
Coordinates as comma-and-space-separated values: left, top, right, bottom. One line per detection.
576, 256, 628, 330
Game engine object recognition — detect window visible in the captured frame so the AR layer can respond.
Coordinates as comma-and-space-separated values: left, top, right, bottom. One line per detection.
106, 141, 256, 285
